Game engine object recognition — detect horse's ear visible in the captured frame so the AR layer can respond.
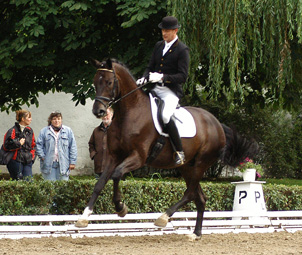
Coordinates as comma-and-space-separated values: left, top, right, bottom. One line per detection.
106, 58, 112, 69
90, 58, 102, 68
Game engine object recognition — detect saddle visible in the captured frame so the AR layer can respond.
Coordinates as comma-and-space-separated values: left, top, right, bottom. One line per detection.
148, 93, 196, 138
146, 92, 196, 164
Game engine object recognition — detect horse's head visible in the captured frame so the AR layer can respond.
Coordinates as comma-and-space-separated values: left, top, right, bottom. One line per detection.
91, 58, 118, 118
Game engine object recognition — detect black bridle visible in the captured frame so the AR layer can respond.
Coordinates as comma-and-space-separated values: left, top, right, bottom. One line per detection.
94, 68, 119, 108
94, 67, 150, 108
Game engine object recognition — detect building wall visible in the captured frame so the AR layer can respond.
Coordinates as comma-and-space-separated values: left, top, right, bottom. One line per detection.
0, 92, 101, 176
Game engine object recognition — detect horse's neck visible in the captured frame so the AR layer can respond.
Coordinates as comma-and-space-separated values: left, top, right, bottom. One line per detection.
117, 87, 149, 116
115, 79, 152, 129
115, 65, 149, 114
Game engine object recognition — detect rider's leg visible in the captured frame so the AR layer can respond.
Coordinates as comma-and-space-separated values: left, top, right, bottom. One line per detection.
165, 118, 185, 165
153, 86, 185, 165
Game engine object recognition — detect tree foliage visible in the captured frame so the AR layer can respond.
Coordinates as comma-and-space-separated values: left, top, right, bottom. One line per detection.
172, 0, 302, 110
2, 0, 302, 112
0, 0, 167, 111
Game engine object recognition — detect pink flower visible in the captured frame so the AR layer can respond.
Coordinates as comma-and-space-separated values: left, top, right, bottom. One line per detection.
244, 157, 253, 163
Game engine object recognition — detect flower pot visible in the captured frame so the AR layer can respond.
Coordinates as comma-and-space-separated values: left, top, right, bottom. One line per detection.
242, 168, 256, 181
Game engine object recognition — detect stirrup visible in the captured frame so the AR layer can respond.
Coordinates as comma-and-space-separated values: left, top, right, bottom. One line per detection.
174, 151, 185, 165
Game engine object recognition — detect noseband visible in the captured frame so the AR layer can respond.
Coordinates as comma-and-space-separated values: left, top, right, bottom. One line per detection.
94, 68, 119, 108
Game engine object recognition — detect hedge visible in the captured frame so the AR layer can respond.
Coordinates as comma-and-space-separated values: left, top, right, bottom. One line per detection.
0, 179, 301, 216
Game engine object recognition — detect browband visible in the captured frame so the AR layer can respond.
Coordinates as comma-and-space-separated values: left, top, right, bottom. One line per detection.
97, 68, 113, 73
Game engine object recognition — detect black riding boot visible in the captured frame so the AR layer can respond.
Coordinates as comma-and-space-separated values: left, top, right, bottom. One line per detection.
165, 118, 185, 165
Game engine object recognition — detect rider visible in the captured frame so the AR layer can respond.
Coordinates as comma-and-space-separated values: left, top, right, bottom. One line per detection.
137, 16, 190, 165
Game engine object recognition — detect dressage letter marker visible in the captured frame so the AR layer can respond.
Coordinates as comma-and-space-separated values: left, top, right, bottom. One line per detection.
231, 181, 268, 221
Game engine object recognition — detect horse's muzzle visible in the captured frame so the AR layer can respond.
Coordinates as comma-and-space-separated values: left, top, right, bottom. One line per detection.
93, 109, 106, 118
92, 103, 106, 118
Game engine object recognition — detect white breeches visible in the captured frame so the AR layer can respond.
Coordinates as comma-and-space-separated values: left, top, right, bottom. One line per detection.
152, 85, 179, 124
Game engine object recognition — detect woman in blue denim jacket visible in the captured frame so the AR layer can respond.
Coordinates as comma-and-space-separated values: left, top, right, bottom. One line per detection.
36, 111, 77, 181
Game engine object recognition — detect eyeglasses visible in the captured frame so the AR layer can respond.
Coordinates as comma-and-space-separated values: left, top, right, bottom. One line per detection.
51, 111, 61, 114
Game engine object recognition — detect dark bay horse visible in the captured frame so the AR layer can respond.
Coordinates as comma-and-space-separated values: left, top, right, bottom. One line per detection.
75, 58, 257, 239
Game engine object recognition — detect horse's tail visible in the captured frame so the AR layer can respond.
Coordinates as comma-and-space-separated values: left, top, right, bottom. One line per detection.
219, 124, 259, 167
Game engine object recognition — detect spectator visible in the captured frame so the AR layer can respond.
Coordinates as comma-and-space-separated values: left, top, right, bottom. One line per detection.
88, 107, 114, 177
36, 111, 77, 181
2, 109, 36, 181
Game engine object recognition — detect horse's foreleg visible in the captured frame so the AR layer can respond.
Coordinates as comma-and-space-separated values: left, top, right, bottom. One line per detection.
75, 207, 93, 228
111, 152, 143, 180
113, 179, 128, 217
110, 152, 144, 217
75, 171, 111, 228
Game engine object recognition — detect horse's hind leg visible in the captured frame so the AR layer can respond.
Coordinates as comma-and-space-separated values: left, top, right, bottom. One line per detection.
154, 165, 201, 227
154, 180, 199, 227
113, 179, 128, 217
154, 164, 208, 240
191, 184, 206, 238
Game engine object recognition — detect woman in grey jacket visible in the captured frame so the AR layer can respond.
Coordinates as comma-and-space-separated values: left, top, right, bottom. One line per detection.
36, 111, 77, 181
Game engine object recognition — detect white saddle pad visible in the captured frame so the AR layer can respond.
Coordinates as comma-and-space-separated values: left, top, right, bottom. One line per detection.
149, 93, 196, 138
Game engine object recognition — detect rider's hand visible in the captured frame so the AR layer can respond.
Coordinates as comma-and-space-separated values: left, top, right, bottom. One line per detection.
149, 72, 163, 83
136, 77, 147, 86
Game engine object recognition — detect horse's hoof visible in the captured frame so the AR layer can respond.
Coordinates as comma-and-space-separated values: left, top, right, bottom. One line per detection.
117, 204, 128, 217
154, 213, 169, 228
75, 219, 89, 228
186, 233, 201, 242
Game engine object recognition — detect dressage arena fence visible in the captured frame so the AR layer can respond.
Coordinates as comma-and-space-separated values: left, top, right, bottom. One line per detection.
0, 211, 302, 239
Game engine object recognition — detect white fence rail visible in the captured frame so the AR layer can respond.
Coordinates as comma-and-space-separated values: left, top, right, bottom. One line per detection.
1, 211, 302, 239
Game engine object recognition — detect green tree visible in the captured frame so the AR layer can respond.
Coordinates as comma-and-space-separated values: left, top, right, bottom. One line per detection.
0, 0, 167, 111
172, 0, 302, 110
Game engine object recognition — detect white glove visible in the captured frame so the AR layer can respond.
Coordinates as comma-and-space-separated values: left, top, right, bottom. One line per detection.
136, 77, 147, 86
149, 72, 163, 83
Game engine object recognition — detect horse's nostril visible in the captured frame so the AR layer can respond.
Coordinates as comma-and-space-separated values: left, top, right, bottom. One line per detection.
99, 110, 106, 116
92, 107, 106, 118
96, 109, 106, 118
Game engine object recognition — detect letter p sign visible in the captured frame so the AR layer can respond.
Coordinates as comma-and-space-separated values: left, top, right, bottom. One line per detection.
239, 190, 247, 204
255, 191, 261, 203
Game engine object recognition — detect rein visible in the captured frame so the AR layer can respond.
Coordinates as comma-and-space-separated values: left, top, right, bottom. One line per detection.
109, 80, 151, 107
95, 68, 150, 108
